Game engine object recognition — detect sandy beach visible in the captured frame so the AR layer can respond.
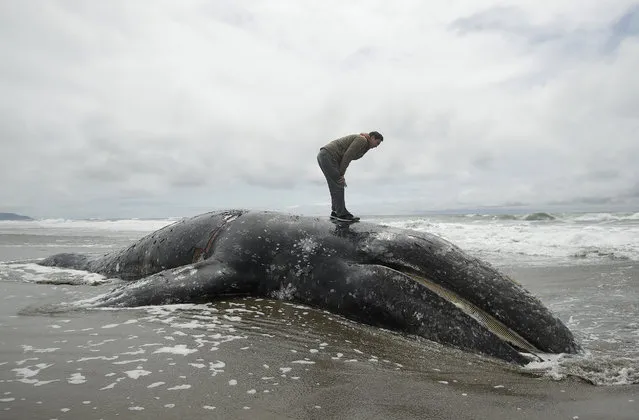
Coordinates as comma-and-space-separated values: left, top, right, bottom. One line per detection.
1, 263, 637, 420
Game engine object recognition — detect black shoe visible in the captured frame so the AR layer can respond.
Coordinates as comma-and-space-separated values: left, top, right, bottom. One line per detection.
330, 211, 337, 218
334, 213, 360, 222
344, 212, 360, 221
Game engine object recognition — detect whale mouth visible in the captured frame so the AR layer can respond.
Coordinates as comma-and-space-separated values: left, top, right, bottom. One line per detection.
384, 266, 542, 356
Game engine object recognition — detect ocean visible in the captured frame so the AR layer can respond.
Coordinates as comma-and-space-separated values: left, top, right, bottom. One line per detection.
0, 211, 637, 419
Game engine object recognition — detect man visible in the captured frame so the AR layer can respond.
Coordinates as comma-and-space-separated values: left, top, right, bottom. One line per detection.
317, 131, 384, 222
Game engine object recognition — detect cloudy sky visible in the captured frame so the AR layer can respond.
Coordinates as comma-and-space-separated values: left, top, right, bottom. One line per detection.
1, 1, 638, 219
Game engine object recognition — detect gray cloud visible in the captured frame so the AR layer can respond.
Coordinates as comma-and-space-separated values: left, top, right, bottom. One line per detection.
450, 6, 562, 43
451, 3, 639, 55
608, 4, 639, 49
1, 1, 638, 218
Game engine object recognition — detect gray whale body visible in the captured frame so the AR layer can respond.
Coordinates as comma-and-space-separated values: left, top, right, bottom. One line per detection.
39, 210, 580, 364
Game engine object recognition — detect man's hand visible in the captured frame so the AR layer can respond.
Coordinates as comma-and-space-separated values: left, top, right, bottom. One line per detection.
337, 176, 347, 187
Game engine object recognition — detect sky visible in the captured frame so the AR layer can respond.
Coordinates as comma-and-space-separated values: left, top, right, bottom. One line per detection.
1, 0, 638, 219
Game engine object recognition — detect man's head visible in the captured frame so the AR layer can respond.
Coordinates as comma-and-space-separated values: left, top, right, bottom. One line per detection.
368, 131, 383, 148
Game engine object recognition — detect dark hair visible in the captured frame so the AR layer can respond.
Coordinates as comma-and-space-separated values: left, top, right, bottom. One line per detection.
369, 131, 383, 141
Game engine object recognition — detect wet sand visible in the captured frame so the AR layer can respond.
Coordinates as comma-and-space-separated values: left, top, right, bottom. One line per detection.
1, 273, 637, 420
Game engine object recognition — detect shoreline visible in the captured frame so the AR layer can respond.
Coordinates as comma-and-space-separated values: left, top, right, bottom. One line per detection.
1, 269, 638, 419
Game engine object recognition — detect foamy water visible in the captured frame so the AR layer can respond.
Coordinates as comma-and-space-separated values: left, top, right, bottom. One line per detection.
0, 296, 410, 415
368, 211, 639, 265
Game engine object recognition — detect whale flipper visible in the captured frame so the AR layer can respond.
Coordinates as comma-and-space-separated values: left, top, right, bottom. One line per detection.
76, 260, 252, 308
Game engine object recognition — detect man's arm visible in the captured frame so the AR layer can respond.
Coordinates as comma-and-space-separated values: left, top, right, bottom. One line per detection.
339, 136, 368, 175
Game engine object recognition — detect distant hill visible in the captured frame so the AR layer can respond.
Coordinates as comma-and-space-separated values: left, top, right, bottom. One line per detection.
0, 212, 33, 221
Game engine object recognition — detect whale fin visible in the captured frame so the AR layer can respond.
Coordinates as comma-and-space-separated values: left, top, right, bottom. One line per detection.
68, 260, 254, 308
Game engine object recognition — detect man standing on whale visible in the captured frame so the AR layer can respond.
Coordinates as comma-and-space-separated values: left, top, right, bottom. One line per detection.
317, 131, 384, 222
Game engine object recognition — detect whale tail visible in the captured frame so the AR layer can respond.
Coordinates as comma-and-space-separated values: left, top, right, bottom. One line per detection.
39, 253, 92, 270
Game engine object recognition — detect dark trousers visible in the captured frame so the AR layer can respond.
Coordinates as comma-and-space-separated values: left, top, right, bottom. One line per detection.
317, 148, 348, 216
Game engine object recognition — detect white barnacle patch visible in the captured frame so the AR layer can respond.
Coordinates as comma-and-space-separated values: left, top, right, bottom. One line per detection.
297, 237, 317, 254
358, 238, 389, 257
433, 242, 455, 257
271, 282, 297, 300
374, 231, 399, 242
